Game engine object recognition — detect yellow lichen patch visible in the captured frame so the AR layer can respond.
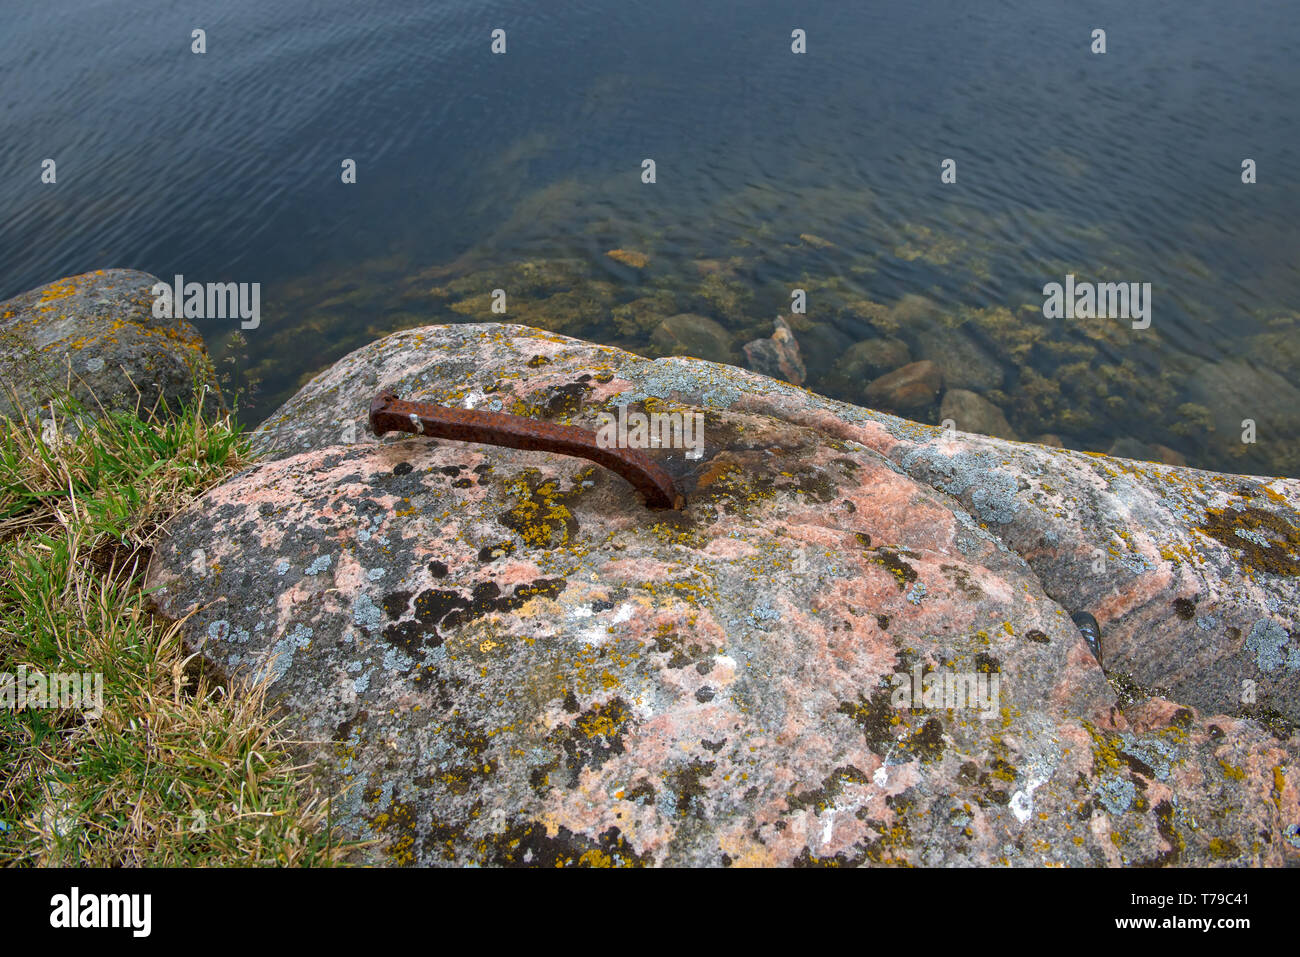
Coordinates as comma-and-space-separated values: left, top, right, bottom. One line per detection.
695, 459, 740, 489
1218, 760, 1246, 781
37, 278, 79, 304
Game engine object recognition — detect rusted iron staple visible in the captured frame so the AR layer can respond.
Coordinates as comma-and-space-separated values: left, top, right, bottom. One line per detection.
368, 391, 684, 510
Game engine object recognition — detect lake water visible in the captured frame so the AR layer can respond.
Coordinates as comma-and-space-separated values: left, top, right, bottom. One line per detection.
2, 0, 1297, 476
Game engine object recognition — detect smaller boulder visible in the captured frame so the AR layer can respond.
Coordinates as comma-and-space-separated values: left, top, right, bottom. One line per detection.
742, 316, 806, 385
863, 360, 943, 414
939, 389, 1018, 440
652, 313, 737, 364
0, 269, 219, 421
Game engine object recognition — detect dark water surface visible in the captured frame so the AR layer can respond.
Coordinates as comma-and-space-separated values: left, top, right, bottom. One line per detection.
2, 1, 1297, 474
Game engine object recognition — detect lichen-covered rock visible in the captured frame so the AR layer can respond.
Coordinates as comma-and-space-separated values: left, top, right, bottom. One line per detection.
146, 323, 1299, 867
0, 269, 219, 420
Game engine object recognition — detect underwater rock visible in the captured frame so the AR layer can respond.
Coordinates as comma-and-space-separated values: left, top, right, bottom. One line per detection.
148, 322, 1300, 867
939, 389, 1017, 441
0, 269, 219, 421
912, 323, 1004, 393
651, 312, 738, 364
742, 316, 806, 385
780, 315, 856, 384
823, 336, 912, 401
1108, 437, 1187, 468
863, 360, 943, 415
605, 249, 649, 269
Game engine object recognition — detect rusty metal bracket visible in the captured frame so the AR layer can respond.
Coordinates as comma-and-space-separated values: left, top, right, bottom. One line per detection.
368, 391, 684, 510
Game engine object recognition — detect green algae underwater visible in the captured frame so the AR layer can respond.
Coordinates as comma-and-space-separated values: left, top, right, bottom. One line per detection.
216, 174, 1300, 481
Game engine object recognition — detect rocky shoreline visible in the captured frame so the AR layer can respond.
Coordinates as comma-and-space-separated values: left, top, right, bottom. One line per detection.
5, 271, 1297, 866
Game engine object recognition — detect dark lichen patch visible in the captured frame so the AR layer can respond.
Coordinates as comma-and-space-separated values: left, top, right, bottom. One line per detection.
1198, 505, 1300, 576
685, 456, 778, 518
369, 796, 420, 866
525, 354, 551, 368
441, 578, 566, 630
793, 843, 870, 868
528, 759, 560, 797
865, 547, 918, 591
392, 461, 413, 476
1133, 799, 1183, 868
415, 718, 495, 796
837, 684, 947, 764
668, 759, 717, 818
858, 793, 916, 865
333, 709, 368, 743
909, 718, 946, 763
988, 757, 1018, 782
940, 564, 984, 600
548, 697, 633, 786
1120, 751, 1156, 779
498, 468, 588, 549
422, 810, 476, 863
786, 766, 870, 814
477, 540, 516, 562
428, 560, 449, 578
483, 822, 649, 867
778, 466, 841, 504
386, 577, 566, 653
1173, 597, 1197, 620
1105, 670, 1168, 710
1024, 629, 1050, 644
649, 624, 711, 670
528, 381, 592, 419
381, 590, 413, 619
623, 781, 656, 804
1233, 703, 1295, 741
855, 532, 872, 548
877, 614, 890, 630
384, 618, 438, 653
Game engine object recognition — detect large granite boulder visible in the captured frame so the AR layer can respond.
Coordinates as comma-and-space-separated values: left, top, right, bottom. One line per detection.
0, 269, 219, 420
145, 323, 1299, 867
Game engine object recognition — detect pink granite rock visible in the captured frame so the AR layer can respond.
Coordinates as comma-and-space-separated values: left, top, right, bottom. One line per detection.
146, 323, 1300, 867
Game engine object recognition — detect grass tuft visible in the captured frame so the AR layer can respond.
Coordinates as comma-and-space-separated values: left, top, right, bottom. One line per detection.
0, 387, 351, 865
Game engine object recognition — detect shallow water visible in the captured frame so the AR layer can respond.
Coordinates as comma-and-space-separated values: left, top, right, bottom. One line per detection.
2, 0, 1297, 474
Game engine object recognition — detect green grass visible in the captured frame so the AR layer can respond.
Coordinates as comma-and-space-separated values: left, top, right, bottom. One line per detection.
0, 388, 350, 865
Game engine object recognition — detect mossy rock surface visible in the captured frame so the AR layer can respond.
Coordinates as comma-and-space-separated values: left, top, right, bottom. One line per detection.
0, 269, 220, 420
